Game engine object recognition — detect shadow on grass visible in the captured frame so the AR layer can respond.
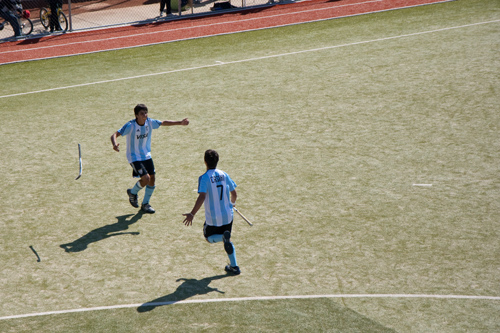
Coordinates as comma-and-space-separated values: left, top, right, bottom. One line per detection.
59, 211, 143, 252
137, 274, 229, 312
137, 277, 398, 331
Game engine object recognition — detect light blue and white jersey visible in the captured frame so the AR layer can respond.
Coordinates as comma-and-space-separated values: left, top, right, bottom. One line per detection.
117, 118, 162, 163
198, 169, 237, 226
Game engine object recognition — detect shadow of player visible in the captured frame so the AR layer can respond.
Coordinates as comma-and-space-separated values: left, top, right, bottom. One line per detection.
137, 274, 229, 312
60, 211, 143, 252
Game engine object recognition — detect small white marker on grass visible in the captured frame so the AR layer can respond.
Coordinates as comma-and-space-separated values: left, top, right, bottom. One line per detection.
413, 184, 433, 187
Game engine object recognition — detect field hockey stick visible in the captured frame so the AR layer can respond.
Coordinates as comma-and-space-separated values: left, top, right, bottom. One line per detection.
233, 207, 253, 226
75, 143, 82, 180
29, 245, 41, 262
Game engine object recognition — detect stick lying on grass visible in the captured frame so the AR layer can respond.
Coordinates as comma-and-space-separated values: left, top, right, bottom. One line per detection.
75, 143, 82, 180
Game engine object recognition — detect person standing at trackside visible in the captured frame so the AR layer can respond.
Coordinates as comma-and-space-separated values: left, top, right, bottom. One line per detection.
182, 149, 241, 275
47, 0, 62, 32
110, 104, 189, 214
0, 0, 22, 37
159, 0, 172, 17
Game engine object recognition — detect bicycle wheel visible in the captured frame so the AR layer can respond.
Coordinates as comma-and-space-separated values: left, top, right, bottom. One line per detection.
40, 7, 49, 29
20, 17, 33, 35
58, 10, 68, 32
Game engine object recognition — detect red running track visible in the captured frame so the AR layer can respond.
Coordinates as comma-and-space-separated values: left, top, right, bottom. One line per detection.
0, 0, 449, 65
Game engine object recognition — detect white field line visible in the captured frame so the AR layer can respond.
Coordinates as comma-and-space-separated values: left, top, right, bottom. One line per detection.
1, 19, 499, 99
0, 294, 498, 321
0, 0, 385, 56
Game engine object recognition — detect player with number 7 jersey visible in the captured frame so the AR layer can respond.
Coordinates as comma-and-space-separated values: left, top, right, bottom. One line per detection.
198, 168, 237, 227
182, 149, 240, 275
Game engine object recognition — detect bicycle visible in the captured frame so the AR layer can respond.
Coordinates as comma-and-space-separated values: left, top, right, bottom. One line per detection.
40, 6, 68, 32
0, 8, 33, 36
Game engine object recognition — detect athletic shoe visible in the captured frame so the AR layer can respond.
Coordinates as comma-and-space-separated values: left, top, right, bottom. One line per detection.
141, 203, 155, 214
127, 189, 139, 208
225, 265, 240, 275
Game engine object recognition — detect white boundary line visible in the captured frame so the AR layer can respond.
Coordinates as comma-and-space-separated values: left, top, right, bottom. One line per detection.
1, 19, 498, 100
1, 294, 498, 320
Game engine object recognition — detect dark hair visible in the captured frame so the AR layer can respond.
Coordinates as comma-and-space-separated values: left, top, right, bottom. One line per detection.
134, 104, 148, 115
204, 149, 219, 169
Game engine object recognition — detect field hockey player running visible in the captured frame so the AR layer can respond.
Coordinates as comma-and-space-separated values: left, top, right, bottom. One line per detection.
182, 149, 240, 275
111, 104, 189, 214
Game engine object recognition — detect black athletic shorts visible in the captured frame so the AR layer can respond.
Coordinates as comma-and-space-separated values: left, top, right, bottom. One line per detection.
130, 159, 155, 178
203, 221, 233, 239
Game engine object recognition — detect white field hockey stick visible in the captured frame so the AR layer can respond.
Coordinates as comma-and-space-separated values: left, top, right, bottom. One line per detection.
75, 143, 82, 180
233, 207, 253, 226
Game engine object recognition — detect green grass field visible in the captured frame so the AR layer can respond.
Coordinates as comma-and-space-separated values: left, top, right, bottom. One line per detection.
1, 0, 499, 331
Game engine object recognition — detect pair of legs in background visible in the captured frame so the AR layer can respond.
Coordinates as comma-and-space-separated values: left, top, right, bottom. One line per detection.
127, 159, 156, 214
204, 222, 240, 275
48, 0, 62, 32
0, 8, 21, 37
159, 0, 172, 16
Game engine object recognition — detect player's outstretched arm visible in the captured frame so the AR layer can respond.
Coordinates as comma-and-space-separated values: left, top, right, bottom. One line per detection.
162, 118, 189, 126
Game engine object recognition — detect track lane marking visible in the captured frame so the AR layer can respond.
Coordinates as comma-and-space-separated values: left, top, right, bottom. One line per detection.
0, 0, 455, 65
0, 0, 385, 55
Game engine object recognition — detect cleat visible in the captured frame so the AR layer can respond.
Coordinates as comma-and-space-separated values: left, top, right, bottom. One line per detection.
141, 203, 155, 214
127, 189, 139, 208
225, 265, 240, 275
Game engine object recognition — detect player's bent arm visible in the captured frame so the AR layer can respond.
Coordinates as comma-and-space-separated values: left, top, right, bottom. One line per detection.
110, 131, 121, 152
230, 190, 237, 206
161, 118, 189, 126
